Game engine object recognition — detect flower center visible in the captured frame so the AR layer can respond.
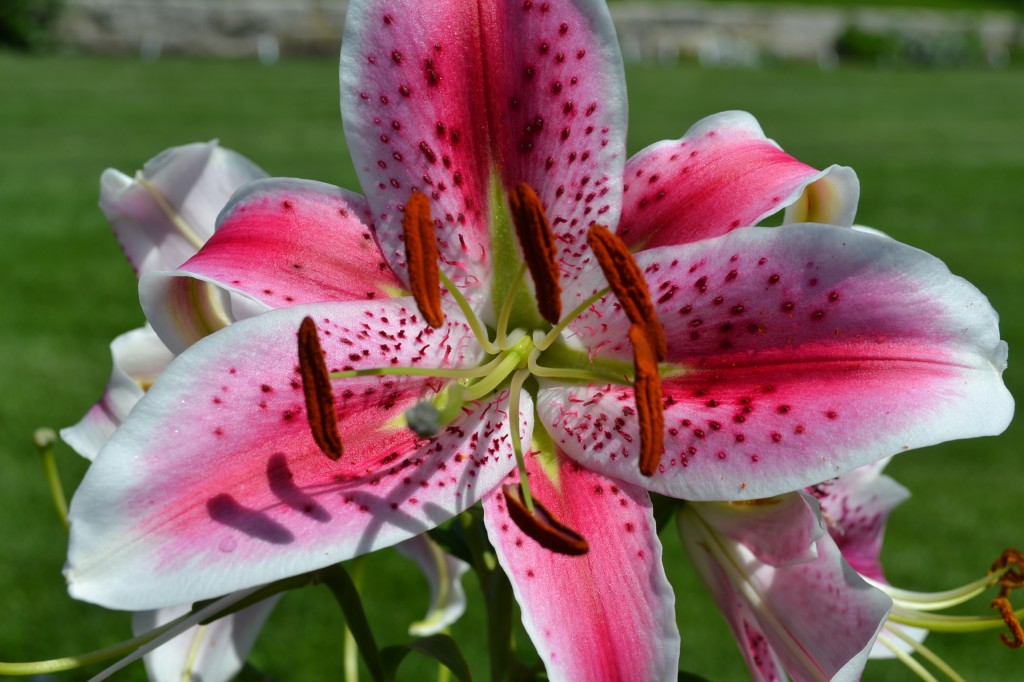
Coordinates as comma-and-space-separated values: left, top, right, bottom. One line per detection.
296, 185, 667, 555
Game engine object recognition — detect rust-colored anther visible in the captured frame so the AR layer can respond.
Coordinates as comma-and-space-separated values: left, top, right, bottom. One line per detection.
586, 224, 667, 361
508, 182, 562, 324
991, 596, 1024, 649
298, 316, 343, 461
991, 548, 1024, 591
402, 190, 444, 328
502, 483, 589, 556
630, 324, 665, 477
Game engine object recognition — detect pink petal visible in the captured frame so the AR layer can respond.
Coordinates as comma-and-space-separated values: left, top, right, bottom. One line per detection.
480, 0, 627, 284
679, 499, 892, 681
691, 493, 824, 567
61, 325, 175, 460
132, 594, 280, 682
617, 111, 858, 250
102, 141, 267, 277
340, 0, 493, 290
142, 179, 403, 353
547, 225, 1012, 500
482, 452, 679, 682
340, 1, 627, 294
67, 300, 525, 609
394, 535, 470, 636
808, 459, 909, 583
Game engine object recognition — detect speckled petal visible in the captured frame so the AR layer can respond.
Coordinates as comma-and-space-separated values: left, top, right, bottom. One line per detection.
66, 300, 524, 609
617, 111, 857, 250
61, 325, 175, 460
482, 452, 679, 682
340, 0, 627, 298
142, 178, 404, 354
480, 0, 626, 285
679, 499, 893, 681
546, 224, 1012, 500
132, 594, 280, 682
102, 141, 267, 277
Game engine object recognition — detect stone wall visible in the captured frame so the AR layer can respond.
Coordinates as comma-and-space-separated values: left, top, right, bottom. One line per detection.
57, 0, 1022, 65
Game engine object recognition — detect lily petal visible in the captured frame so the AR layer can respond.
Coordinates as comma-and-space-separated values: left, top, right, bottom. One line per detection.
60, 325, 175, 460
617, 111, 858, 250
66, 300, 526, 609
691, 493, 825, 568
548, 224, 1012, 499
679, 499, 893, 681
102, 141, 267, 277
132, 594, 280, 682
482, 452, 679, 682
340, 0, 627, 292
142, 178, 403, 353
808, 459, 909, 582
394, 534, 470, 636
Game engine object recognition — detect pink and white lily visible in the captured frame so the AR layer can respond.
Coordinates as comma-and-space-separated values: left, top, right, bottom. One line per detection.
677, 493, 894, 681
65, 1, 1012, 679
64, 143, 471, 680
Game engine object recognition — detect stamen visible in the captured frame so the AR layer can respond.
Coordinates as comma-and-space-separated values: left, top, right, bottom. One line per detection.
402, 190, 444, 328
502, 483, 589, 556
298, 317, 343, 461
991, 597, 1024, 648
630, 325, 665, 477
587, 224, 667, 361
991, 547, 1024, 648
508, 183, 562, 324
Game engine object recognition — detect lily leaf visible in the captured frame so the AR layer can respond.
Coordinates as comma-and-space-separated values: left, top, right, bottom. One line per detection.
322, 563, 385, 682
380, 634, 473, 682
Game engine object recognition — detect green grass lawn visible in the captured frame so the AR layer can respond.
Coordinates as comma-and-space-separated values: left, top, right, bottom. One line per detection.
1, 55, 1022, 680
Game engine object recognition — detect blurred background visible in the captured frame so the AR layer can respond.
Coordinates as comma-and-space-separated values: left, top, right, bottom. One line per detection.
2, 1, 1023, 680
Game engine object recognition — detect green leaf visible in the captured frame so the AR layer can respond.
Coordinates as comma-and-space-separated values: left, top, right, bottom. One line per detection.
380, 634, 473, 682
322, 563, 386, 682
651, 492, 682, 535
195, 569, 320, 625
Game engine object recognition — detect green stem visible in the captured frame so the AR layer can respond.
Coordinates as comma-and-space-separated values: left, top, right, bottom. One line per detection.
439, 271, 499, 355
536, 286, 609, 351
507, 369, 534, 515
876, 633, 940, 682
495, 265, 527, 349
330, 355, 504, 381
34, 428, 68, 531
886, 624, 967, 682
888, 606, 1024, 633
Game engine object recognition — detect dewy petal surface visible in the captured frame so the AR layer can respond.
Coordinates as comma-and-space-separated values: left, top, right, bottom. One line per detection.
546, 224, 1012, 500
132, 594, 280, 682
142, 178, 403, 353
67, 300, 528, 609
679, 499, 893, 682
61, 325, 175, 460
102, 141, 267, 277
340, 0, 627, 294
617, 111, 858, 250
483, 452, 679, 682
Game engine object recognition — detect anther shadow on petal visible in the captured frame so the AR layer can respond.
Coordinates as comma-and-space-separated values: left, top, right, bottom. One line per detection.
267, 452, 332, 522
207, 493, 295, 544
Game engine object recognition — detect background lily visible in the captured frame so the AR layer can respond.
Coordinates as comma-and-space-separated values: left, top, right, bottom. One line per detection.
64, 0, 1012, 680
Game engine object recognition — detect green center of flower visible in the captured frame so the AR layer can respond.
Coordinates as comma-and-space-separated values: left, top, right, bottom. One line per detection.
296, 183, 669, 555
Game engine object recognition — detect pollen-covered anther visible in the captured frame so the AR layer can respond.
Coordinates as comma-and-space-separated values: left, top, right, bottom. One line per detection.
502, 483, 589, 556
298, 317, 343, 461
991, 596, 1024, 649
509, 182, 562, 324
586, 223, 667, 361
402, 189, 444, 328
630, 325, 665, 477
